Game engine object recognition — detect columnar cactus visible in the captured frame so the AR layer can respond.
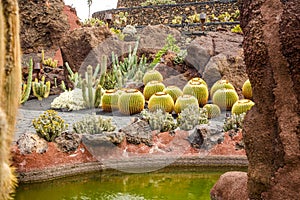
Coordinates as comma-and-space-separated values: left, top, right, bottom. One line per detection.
101, 89, 120, 112
143, 80, 165, 100
183, 80, 209, 106
174, 94, 199, 114
210, 79, 235, 98
32, 76, 51, 101
148, 92, 174, 113
0, 1, 22, 197
42, 49, 58, 68
20, 58, 33, 104
203, 104, 221, 119
118, 89, 145, 115
163, 85, 183, 102
231, 99, 255, 115
142, 69, 163, 85
212, 88, 239, 110
242, 79, 253, 99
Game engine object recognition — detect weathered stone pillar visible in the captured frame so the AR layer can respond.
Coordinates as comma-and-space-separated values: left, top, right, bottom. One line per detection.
240, 0, 300, 199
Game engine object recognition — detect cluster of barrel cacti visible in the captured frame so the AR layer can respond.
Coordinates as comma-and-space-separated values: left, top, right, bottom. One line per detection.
72, 114, 116, 134
32, 110, 69, 142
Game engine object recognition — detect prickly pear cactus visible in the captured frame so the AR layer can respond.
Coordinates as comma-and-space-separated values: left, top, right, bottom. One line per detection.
183, 80, 208, 106
203, 104, 221, 119
101, 89, 120, 112
212, 88, 239, 110
231, 99, 255, 115
143, 80, 165, 100
143, 69, 163, 85
118, 89, 145, 115
174, 94, 199, 114
242, 79, 253, 99
163, 85, 183, 102
210, 79, 235, 98
148, 92, 174, 113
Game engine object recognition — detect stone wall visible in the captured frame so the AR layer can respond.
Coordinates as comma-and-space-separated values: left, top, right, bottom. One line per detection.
117, 0, 210, 8
93, 0, 239, 30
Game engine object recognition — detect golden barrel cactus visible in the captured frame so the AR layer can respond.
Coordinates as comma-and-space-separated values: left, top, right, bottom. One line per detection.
188, 77, 207, 86
183, 80, 208, 106
118, 89, 145, 115
148, 92, 174, 113
231, 99, 255, 115
242, 79, 253, 99
212, 88, 239, 110
174, 95, 199, 114
163, 86, 183, 102
203, 104, 221, 119
143, 70, 163, 85
101, 89, 120, 112
210, 79, 235, 98
143, 81, 165, 100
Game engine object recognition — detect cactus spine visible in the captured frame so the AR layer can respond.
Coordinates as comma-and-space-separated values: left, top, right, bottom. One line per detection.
174, 94, 199, 114
148, 92, 175, 113
143, 69, 163, 85
118, 89, 145, 115
212, 88, 239, 110
32, 76, 51, 101
143, 81, 165, 100
203, 104, 221, 119
183, 80, 209, 106
20, 58, 33, 104
101, 89, 120, 112
163, 86, 183, 102
0, 0, 21, 197
242, 79, 253, 99
231, 99, 255, 115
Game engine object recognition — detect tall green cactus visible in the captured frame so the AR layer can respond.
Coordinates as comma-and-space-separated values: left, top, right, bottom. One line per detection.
20, 58, 33, 104
32, 76, 51, 101
0, 0, 21, 198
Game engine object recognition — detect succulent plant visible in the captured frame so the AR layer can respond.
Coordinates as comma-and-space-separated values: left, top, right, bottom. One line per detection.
143, 70, 163, 85
141, 109, 177, 132
41, 49, 58, 68
65, 62, 82, 89
188, 77, 207, 86
212, 88, 239, 110
32, 76, 51, 101
148, 92, 174, 113
101, 89, 120, 112
32, 110, 69, 142
203, 104, 221, 119
183, 80, 208, 106
177, 105, 208, 131
21, 58, 33, 104
118, 89, 145, 115
242, 79, 253, 99
51, 88, 87, 111
231, 99, 255, 115
163, 86, 183, 102
174, 94, 199, 114
223, 113, 246, 132
143, 81, 165, 100
73, 114, 116, 134
210, 79, 235, 98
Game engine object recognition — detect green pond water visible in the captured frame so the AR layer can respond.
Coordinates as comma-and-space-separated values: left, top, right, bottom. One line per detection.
15, 167, 244, 200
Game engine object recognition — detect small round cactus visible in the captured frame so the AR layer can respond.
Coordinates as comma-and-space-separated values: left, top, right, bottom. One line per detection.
203, 104, 221, 119
210, 79, 235, 98
143, 81, 165, 100
143, 70, 163, 85
163, 86, 183, 102
212, 88, 239, 110
183, 80, 209, 106
242, 79, 253, 99
148, 92, 174, 113
101, 89, 119, 112
174, 94, 199, 114
231, 99, 255, 115
118, 89, 145, 115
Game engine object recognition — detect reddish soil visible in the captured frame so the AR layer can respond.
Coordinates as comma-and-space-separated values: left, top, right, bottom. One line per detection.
12, 130, 245, 173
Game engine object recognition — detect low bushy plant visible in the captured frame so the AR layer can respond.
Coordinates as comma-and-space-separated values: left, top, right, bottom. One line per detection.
141, 109, 177, 132
177, 105, 208, 131
223, 112, 246, 132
